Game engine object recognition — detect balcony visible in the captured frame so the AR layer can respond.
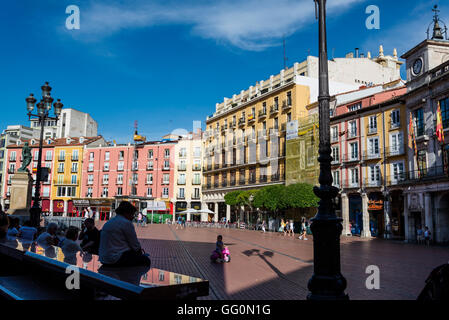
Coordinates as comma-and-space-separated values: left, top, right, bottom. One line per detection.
347, 131, 357, 139
7, 168, 15, 174
192, 164, 201, 171
161, 179, 170, 185
178, 165, 186, 171
71, 156, 79, 161
192, 179, 201, 185
386, 147, 404, 157
116, 180, 123, 185
230, 121, 236, 129
221, 124, 228, 134
177, 194, 185, 200
282, 100, 291, 111
103, 167, 109, 172
364, 179, 382, 188
259, 175, 268, 183
394, 166, 449, 185
162, 166, 170, 171
161, 193, 169, 199
271, 173, 280, 182
191, 194, 201, 200
269, 105, 279, 116
247, 114, 256, 124
177, 179, 186, 185
230, 179, 236, 186
269, 127, 279, 137
331, 135, 339, 143
362, 151, 381, 161
238, 118, 246, 127
342, 154, 359, 163
238, 179, 246, 185
71, 168, 79, 173
58, 156, 65, 162
389, 121, 400, 130
146, 166, 153, 171
367, 126, 377, 135
343, 179, 360, 189
221, 180, 228, 187
258, 109, 267, 119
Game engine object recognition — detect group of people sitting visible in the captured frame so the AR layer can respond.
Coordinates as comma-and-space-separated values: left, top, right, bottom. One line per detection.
0, 201, 151, 268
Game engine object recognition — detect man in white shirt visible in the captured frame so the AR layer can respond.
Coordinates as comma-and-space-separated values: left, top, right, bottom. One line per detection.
99, 201, 151, 267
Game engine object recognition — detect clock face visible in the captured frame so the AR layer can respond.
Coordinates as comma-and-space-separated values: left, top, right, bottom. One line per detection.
412, 58, 423, 75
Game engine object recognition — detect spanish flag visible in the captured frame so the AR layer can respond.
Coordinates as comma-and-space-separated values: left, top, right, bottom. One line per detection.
409, 113, 417, 156
436, 101, 445, 143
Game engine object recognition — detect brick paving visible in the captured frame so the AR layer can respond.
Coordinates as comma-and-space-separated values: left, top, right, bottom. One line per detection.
132, 224, 449, 300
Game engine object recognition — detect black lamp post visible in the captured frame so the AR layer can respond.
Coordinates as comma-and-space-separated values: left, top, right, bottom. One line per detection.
26, 82, 63, 227
307, 0, 348, 300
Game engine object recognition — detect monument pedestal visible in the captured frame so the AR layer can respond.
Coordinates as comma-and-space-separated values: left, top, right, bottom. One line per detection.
7, 172, 33, 219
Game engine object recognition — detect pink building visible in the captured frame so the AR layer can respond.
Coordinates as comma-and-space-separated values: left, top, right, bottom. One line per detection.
79, 141, 177, 219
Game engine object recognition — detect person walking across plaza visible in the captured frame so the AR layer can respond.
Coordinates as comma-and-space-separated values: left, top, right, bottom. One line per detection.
99, 201, 151, 267
417, 226, 424, 244
279, 219, 286, 236
176, 215, 182, 229
424, 226, 432, 246
298, 217, 308, 240
261, 220, 266, 233
289, 220, 295, 237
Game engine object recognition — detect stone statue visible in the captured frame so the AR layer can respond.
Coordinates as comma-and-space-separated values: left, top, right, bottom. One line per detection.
18, 142, 32, 173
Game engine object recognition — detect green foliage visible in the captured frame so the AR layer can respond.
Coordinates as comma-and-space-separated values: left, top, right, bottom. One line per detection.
253, 185, 287, 212
237, 189, 259, 207
285, 183, 319, 208
224, 190, 242, 206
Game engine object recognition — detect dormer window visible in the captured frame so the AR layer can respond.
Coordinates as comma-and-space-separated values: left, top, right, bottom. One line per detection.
348, 102, 361, 112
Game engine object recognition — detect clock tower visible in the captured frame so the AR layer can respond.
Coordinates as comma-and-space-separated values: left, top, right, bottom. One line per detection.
401, 5, 449, 91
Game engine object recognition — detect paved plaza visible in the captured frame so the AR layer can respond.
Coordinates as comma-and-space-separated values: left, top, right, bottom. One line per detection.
132, 224, 449, 300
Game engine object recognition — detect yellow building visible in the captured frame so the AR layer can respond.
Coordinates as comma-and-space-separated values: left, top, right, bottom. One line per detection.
50, 137, 104, 216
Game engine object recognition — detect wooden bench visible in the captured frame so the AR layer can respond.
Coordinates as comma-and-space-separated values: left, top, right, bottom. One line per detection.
0, 240, 209, 300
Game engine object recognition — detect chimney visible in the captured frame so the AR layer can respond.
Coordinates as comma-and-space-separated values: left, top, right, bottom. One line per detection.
355, 48, 359, 58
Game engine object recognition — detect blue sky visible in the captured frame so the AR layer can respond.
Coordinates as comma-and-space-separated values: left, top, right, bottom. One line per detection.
0, 0, 446, 143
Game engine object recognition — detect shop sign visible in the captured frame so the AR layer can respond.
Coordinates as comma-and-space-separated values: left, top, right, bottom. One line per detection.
368, 200, 383, 211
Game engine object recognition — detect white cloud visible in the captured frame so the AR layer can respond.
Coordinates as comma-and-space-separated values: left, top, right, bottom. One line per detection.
72, 0, 365, 51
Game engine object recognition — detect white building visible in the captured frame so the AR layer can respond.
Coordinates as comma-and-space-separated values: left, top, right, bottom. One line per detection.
172, 129, 205, 222
30, 108, 98, 139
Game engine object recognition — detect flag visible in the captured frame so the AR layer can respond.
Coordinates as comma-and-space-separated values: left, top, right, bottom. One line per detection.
409, 113, 417, 157
436, 101, 445, 143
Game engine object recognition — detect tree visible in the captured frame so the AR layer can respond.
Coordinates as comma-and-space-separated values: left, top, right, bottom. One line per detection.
224, 190, 242, 206
284, 183, 319, 209
253, 185, 287, 212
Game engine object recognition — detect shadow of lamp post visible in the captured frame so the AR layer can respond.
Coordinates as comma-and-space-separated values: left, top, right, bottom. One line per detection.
26, 82, 63, 227
307, 0, 348, 300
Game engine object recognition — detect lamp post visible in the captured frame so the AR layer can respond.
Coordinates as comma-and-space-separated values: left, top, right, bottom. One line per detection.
26, 82, 63, 227
307, 0, 348, 300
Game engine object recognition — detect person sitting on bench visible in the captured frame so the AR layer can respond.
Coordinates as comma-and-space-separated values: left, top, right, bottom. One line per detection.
99, 201, 151, 267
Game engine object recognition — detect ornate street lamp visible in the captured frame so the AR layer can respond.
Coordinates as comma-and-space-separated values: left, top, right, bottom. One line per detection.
307, 0, 348, 300
26, 82, 63, 227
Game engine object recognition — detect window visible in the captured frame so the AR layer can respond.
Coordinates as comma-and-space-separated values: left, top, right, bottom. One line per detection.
179, 148, 187, 158
178, 173, 186, 185
34, 151, 39, 161
368, 116, 377, 133
104, 162, 110, 171
349, 142, 358, 160
331, 146, 339, 163
132, 173, 138, 184
147, 160, 153, 170
147, 188, 152, 197
117, 174, 123, 185
178, 188, 185, 198
348, 121, 357, 138
162, 187, 169, 197
103, 174, 109, 184
193, 147, 201, 158
89, 152, 94, 161
148, 150, 153, 159
58, 163, 65, 173
390, 132, 403, 155
348, 102, 361, 112
43, 151, 52, 161
102, 188, 108, 197
10, 151, 16, 161
72, 150, 79, 161
331, 126, 338, 142
391, 109, 400, 128
163, 160, 170, 169
42, 187, 50, 197
71, 162, 78, 173
146, 173, 153, 184
392, 162, 405, 183
133, 150, 139, 160
57, 175, 64, 184
88, 163, 94, 172
71, 175, 77, 185
119, 151, 125, 160
440, 97, 449, 129
369, 165, 381, 185
179, 160, 186, 170
87, 174, 94, 185
287, 91, 292, 106
274, 97, 279, 109
193, 188, 200, 199
332, 170, 340, 187
413, 108, 424, 136
417, 150, 427, 175
193, 173, 201, 185
117, 161, 124, 171
163, 174, 170, 184
350, 168, 359, 186
165, 149, 170, 158
368, 137, 379, 156
59, 150, 65, 161
132, 161, 138, 171
287, 112, 292, 122
117, 187, 123, 196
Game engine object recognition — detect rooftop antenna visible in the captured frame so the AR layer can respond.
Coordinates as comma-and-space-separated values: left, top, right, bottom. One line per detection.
332, 48, 335, 60
283, 36, 288, 70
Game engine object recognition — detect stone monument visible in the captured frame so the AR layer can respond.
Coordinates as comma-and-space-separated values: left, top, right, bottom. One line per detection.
7, 142, 34, 217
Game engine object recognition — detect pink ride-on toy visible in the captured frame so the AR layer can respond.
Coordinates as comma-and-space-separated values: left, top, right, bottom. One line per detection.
210, 246, 231, 263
